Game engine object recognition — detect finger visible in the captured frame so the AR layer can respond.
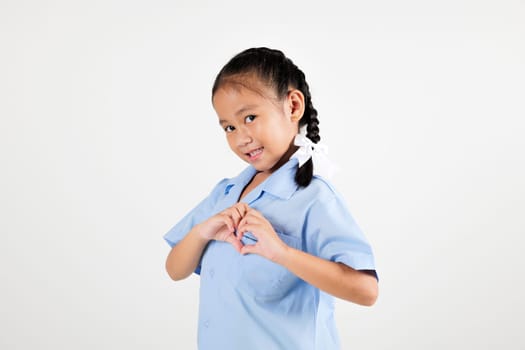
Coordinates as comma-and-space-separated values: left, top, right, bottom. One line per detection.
238, 218, 263, 236
227, 208, 242, 228
241, 243, 258, 256
229, 204, 248, 228
219, 209, 235, 222
217, 214, 235, 233
234, 202, 249, 217
236, 226, 246, 241
232, 203, 248, 227
245, 210, 265, 224
236, 217, 251, 234
225, 234, 243, 253
246, 207, 263, 218
237, 223, 262, 239
236, 222, 254, 241
223, 204, 247, 227
238, 208, 260, 221
237, 224, 257, 241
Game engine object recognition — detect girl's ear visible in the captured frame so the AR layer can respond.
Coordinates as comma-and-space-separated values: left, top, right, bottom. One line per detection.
287, 89, 305, 122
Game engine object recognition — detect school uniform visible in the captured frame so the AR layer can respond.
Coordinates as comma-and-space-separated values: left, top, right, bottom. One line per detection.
164, 158, 376, 349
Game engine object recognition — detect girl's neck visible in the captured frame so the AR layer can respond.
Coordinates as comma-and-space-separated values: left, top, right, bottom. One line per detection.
267, 143, 299, 174
239, 171, 268, 201
240, 144, 298, 202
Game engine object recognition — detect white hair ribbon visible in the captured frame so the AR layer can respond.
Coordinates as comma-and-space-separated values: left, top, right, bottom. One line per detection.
290, 125, 337, 180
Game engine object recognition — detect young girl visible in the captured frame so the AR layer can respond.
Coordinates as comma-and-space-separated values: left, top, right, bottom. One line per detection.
164, 47, 378, 349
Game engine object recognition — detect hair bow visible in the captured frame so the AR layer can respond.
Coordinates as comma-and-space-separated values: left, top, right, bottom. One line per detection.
290, 125, 337, 180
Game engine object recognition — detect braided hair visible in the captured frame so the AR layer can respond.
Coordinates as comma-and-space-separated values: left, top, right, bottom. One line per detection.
212, 47, 320, 187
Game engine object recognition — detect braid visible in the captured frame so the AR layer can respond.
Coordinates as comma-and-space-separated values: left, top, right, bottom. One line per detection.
293, 68, 320, 187
212, 47, 321, 187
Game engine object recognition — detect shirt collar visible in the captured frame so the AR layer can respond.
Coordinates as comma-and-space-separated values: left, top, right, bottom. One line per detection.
224, 158, 299, 200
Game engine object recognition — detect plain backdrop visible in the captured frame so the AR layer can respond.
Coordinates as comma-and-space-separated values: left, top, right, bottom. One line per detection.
1, 1, 524, 349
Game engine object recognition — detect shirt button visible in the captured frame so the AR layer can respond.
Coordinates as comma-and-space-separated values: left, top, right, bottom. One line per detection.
204, 320, 210, 328
209, 269, 215, 278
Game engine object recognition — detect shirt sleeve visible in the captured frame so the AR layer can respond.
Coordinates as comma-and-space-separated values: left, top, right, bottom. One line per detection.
304, 193, 377, 274
163, 179, 228, 274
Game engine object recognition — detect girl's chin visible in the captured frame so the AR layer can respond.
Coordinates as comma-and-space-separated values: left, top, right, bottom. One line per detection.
250, 163, 272, 173
239, 153, 286, 173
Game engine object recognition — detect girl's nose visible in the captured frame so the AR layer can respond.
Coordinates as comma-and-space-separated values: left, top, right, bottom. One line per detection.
236, 128, 253, 147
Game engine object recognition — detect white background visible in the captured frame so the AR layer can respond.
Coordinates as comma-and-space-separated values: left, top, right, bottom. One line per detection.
1, 1, 524, 349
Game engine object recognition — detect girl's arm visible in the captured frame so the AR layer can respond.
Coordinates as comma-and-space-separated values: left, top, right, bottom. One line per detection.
165, 202, 249, 281
277, 248, 378, 306
238, 208, 378, 306
165, 225, 210, 281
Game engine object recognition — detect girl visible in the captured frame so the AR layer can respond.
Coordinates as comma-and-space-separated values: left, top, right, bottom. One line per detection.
164, 47, 378, 349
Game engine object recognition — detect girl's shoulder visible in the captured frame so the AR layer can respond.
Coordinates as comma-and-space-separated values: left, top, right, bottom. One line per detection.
208, 177, 232, 194
291, 175, 351, 213
303, 175, 340, 199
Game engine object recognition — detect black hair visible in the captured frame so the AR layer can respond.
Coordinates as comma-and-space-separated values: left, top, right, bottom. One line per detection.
212, 47, 320, 187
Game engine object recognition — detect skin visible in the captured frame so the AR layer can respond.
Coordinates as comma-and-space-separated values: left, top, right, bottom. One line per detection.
165, 79, 378, 306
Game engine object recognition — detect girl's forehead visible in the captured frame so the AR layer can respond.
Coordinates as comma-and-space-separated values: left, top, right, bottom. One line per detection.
213, 82, 278, 107
213, 85, 286, 121
213, 88, 263, 117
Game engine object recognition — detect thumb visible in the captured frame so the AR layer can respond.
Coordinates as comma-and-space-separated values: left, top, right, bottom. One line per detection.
225, 235, 243, 253
241, 244, 257, 256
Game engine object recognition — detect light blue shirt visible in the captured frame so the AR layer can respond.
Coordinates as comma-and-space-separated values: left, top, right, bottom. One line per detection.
164, 158, 376, 349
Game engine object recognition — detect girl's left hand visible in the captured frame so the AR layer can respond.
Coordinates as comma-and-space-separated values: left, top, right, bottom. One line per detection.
236, 208, 289, 264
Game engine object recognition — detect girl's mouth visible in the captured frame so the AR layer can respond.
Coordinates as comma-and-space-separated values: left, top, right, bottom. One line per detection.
246, 147, 263, 160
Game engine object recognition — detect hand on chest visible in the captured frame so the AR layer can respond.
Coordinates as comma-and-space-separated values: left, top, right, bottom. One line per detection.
211, 196, 301, 267
203, 191, 305, 300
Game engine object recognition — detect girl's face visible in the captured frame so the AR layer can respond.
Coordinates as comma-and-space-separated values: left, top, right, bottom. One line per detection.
213, 81, 303, 175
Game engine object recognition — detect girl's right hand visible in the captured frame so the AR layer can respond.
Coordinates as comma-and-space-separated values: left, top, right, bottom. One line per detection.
196, 202, 249, 253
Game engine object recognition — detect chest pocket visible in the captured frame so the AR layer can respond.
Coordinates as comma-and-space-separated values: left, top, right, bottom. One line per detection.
235, 231, 302, 302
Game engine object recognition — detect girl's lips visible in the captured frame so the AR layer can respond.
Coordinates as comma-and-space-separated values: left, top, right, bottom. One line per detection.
246, 147, 263, 161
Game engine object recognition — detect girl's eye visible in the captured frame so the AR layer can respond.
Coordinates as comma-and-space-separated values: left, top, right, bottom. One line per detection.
224, 125, 235, 133
245, 115, 256, 123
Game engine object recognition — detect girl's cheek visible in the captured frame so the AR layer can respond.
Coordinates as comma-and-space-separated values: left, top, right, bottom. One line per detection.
226, 135, 235, 147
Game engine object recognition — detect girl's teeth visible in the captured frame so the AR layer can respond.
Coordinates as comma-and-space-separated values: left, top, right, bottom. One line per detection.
249, 148, 262, 157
